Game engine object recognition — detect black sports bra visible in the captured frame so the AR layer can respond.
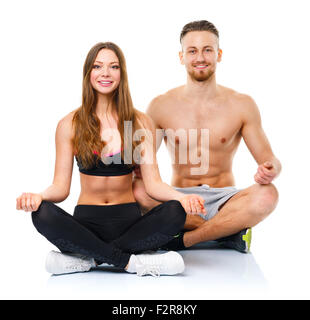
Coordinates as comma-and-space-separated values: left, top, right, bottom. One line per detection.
75, 151, 134, 176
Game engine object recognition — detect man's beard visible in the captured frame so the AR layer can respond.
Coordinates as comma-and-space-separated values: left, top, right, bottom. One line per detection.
188, 66, 215, 82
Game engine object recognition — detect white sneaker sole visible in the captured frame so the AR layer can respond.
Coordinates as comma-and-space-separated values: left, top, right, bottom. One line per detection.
135, 251, 185, 276
45, 251, 92, 275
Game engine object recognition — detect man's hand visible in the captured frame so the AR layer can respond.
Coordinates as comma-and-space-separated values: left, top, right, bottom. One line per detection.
254, 161, 277, 185
179, 194, 207, 216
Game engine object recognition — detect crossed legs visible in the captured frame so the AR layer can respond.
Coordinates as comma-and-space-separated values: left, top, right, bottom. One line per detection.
182, 183, 278, 247
133, 178, 279, 248
32, 200, 186, 268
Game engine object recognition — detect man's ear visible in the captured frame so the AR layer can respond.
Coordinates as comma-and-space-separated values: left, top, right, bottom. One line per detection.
179, 50, 184, 65
217, 48, 223, 62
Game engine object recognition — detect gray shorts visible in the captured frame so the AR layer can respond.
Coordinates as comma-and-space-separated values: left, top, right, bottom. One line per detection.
174, 184, 240, 220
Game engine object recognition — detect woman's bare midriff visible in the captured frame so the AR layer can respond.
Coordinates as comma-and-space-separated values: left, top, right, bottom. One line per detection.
77, 173, 136, 205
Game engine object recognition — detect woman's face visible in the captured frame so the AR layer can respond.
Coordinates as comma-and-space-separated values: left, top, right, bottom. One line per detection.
90, 49, 121, 96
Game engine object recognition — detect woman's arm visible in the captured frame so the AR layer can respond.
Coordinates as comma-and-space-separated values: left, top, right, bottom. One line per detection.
137, 113, 206, 215
16, 112, 75, 211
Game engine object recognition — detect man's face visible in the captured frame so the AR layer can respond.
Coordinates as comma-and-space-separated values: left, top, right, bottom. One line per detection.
179, 31, 222, 82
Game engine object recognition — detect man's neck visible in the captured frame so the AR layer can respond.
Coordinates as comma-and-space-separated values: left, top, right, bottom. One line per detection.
184, 73, 218, 101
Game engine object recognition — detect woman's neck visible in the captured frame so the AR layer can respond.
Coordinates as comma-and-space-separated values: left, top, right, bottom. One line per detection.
95, 93, 115, 119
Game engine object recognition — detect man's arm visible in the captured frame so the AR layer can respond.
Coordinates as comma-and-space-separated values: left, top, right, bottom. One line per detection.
241, 96, 282, 184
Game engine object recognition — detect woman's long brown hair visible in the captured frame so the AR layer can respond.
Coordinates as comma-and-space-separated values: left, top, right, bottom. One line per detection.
72, 42, 141, 168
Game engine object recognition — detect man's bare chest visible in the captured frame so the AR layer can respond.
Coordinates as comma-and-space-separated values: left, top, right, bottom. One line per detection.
159, 106, 242, 150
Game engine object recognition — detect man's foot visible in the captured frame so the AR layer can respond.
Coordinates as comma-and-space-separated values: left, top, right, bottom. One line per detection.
45, 250, 96, 275
217, 228, 252, 253
126, 251, 185, 277
159, 232, 186, 251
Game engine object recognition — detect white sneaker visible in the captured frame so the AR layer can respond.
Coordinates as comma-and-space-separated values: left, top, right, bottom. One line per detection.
45, 250, 96, 275
128, 251, 185, 277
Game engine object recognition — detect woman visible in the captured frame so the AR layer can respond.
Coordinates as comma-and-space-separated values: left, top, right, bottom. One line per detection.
16, 42, 206, 277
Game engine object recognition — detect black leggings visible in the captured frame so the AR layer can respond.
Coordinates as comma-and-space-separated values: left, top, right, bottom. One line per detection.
31, 200, 186, 269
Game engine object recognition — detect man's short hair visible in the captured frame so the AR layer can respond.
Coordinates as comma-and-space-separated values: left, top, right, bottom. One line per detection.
180, 20, 219, 43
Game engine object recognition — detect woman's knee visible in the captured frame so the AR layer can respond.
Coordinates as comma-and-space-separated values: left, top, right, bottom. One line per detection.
161, 200, 186, 227
31, 200, 56, 229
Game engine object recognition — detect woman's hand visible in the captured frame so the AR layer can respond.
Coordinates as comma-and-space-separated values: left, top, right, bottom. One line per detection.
16, 193, 43, 212
179, 194, 207, 216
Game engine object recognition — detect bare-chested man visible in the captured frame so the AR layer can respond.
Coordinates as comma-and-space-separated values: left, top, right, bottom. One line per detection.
133, 20, 281, 253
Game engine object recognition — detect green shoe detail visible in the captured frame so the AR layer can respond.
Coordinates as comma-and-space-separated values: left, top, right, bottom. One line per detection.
218, 228, 252, 253
242, 228, 252, 252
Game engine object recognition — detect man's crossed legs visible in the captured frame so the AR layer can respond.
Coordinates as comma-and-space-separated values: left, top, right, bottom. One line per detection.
133, 180, 279, 253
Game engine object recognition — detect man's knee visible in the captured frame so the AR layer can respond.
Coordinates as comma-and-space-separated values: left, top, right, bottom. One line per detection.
251, 183, 279, 218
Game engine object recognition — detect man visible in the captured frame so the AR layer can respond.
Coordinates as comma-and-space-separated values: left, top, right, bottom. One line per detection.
133, 20, 281, 253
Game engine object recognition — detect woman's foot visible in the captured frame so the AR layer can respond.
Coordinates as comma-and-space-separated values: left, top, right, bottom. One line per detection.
126, 251, 185, 277
45, 251, 96, 275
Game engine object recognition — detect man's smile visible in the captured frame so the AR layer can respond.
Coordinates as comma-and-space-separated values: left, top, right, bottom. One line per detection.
193, 64, 209, 69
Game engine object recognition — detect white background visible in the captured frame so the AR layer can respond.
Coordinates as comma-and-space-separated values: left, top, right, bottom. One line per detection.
1, 0, 309, 299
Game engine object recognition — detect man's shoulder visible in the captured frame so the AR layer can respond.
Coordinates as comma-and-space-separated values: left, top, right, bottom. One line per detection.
220, 86, 260, 125
146, 86, 183, 117
219, 85, 257, 112
150, 86, 183, 105
220, 85, 253, 103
